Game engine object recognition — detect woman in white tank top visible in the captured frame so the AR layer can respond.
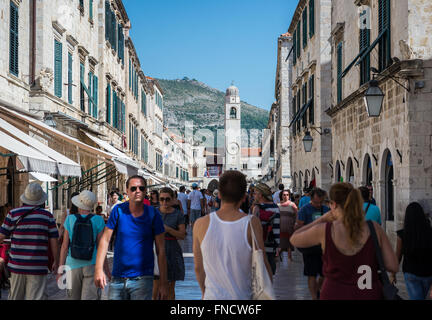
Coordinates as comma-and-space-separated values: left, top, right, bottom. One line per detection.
193, 171, 272, 300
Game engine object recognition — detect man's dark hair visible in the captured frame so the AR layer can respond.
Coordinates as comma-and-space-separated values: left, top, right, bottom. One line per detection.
179, 186, 186, 192
159, 187, 174, 198
359, 187, 370, 202
310, 187, 326, 199
126, 175, 147, 189
96, 205, 103, 212
279, 184, 285, 191
219, 171, 247, 203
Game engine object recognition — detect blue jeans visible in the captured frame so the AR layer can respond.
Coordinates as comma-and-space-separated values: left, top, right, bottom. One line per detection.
108, 276, 153, 300
404, 272, 432, 300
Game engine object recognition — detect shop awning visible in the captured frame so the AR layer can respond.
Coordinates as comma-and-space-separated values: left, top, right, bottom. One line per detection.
0, 130, 57, 174
0, 117, 81, 177
84, 132, 140, 176
30, 172, 58, 182
138, 169, 165, 184
0, 107, 114, 161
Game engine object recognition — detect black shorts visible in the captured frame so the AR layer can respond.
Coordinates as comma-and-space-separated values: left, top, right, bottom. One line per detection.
302, 253, 323, 277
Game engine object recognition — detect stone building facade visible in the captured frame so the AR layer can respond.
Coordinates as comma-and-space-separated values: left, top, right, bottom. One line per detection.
274, 32, 293, 190
327, 0, 432, 243
0, 0, 190, 218
288, 0, 333, 193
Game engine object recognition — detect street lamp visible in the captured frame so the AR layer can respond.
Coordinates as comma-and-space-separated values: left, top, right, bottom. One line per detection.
303, 131, 313, 153
364, 79, 385, 117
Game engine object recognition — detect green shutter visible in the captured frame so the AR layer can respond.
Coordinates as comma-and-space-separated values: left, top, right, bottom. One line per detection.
88, 72, 93, 115
68, 53, 73, 104
89, 0, 93, 20
359, 29, 371, 85
54, 40, 63, 98
122, 101, 126, 133
113, 91, 118, 128
118, 24, 124, 63
106, 84, 111, 124
9, 2, 19, 76
309, 0, 315, 38
337, 42, 343, 103
129, 60, 131, 89
93, 75, 98, 118
378, 0, 391, 71
105, 1, 110, 40
303, 10, 307, 48
309, 75, 314, 124
296, 22, 301, 57
80, 63, 85, 111
293, 30, 297, 65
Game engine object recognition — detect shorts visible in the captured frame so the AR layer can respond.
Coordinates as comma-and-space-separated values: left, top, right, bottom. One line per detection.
190, 209, 202, 224
302, 253, 323, 277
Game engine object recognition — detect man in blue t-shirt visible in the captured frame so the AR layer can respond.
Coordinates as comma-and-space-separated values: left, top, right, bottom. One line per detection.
299, 187, 312, 209
94, 176, 168, 300
295, 187, 329, 300
359, 187, 382, 225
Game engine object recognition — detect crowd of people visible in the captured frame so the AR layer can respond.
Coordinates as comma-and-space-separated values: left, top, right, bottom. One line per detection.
0, 171, 431, 301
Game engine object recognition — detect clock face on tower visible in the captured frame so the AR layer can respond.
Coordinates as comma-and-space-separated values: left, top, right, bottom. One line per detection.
227, 142, 240, 155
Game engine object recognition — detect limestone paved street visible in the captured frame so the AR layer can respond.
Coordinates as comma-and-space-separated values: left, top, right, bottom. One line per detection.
1, 224, 412, 300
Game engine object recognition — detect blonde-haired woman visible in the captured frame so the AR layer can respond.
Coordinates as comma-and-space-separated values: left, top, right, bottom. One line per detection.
291, 183, 398, 300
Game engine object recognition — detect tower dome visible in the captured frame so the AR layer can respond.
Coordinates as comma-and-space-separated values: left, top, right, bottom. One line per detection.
226, 85, 239, 97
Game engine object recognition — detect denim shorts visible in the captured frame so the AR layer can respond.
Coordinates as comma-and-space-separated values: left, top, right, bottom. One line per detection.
108, 276, 153, 300
404, 272, 432, 300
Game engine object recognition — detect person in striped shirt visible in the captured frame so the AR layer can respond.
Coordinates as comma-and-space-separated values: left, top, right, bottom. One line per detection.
252, 183, 281, 275
0, 183, 59, 300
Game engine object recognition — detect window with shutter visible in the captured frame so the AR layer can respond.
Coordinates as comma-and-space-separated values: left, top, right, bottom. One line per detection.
303, 9, 308, 49
111, 10, 117, 51
129, 60, 131, 89
88, 72, 93, 115
121, 101, 126, 133
118, 24, 124, 62
113, 91, 118, 129
68, 53, 73, 104
106, 84, 111, 124
293, 30, 297, 65
337, 42, 343, 103
54, 40, 63, 98
309, 0, 315, 38
359, 29, 371, 85
378, 0, 391, 71
309, 75, 314, 124
9, 2, 19, 76
302, 82, 307, 127
80, 63, 85, 111
93, 75, 98, 118
89, 0, 93, 20
296, 22, 301, 58
105, 1, 110, 41
292, 96, 297, 135
297, 90, 301, 133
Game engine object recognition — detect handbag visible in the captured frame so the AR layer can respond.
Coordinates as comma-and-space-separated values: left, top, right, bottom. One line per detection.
367, 221, 403, 300
249, 217, 276, 300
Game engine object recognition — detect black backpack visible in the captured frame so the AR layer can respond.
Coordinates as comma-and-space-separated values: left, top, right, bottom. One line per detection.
70, 214, 95, 260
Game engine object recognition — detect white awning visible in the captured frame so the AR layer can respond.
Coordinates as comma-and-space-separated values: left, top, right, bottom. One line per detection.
138, 169, 165, 184
0, 107, 114, 161
0, 117, 81, 177
29, 172, 58, 182
84, 132, 140, 176
0, 130, 57, 174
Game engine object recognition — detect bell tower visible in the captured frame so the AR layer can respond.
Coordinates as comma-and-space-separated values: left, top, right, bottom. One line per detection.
224, 84, 241, 171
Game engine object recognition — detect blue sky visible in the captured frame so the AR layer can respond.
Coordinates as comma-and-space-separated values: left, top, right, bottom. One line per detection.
123, 0, 296, 111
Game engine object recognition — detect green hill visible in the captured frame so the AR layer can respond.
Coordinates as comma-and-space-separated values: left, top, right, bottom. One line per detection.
157, 78, 268, 147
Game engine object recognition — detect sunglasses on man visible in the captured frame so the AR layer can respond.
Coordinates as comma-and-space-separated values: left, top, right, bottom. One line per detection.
130, 186, 145, 192
160, 197, 172, 202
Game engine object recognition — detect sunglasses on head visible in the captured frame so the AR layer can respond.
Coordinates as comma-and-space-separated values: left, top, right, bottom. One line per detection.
130, 186, 145, 192
160, 197, 171, 202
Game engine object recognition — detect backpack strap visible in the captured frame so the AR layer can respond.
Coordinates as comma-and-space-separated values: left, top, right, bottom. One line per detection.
10, 206, 38, 235
365, 202, 371, 214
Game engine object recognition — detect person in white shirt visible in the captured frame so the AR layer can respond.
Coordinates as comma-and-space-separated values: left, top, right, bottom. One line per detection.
272, 184, 285, 204
204, 189, 214, 215
188, 184, 205, 229
178, 186, 189, 226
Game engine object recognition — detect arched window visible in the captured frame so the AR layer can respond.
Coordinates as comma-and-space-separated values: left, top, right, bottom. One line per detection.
383, 150, 394, 221
363, 154, 373, 186
347, 158, 354, 184
230, 107, 237, 119
335, 161, 342, 183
